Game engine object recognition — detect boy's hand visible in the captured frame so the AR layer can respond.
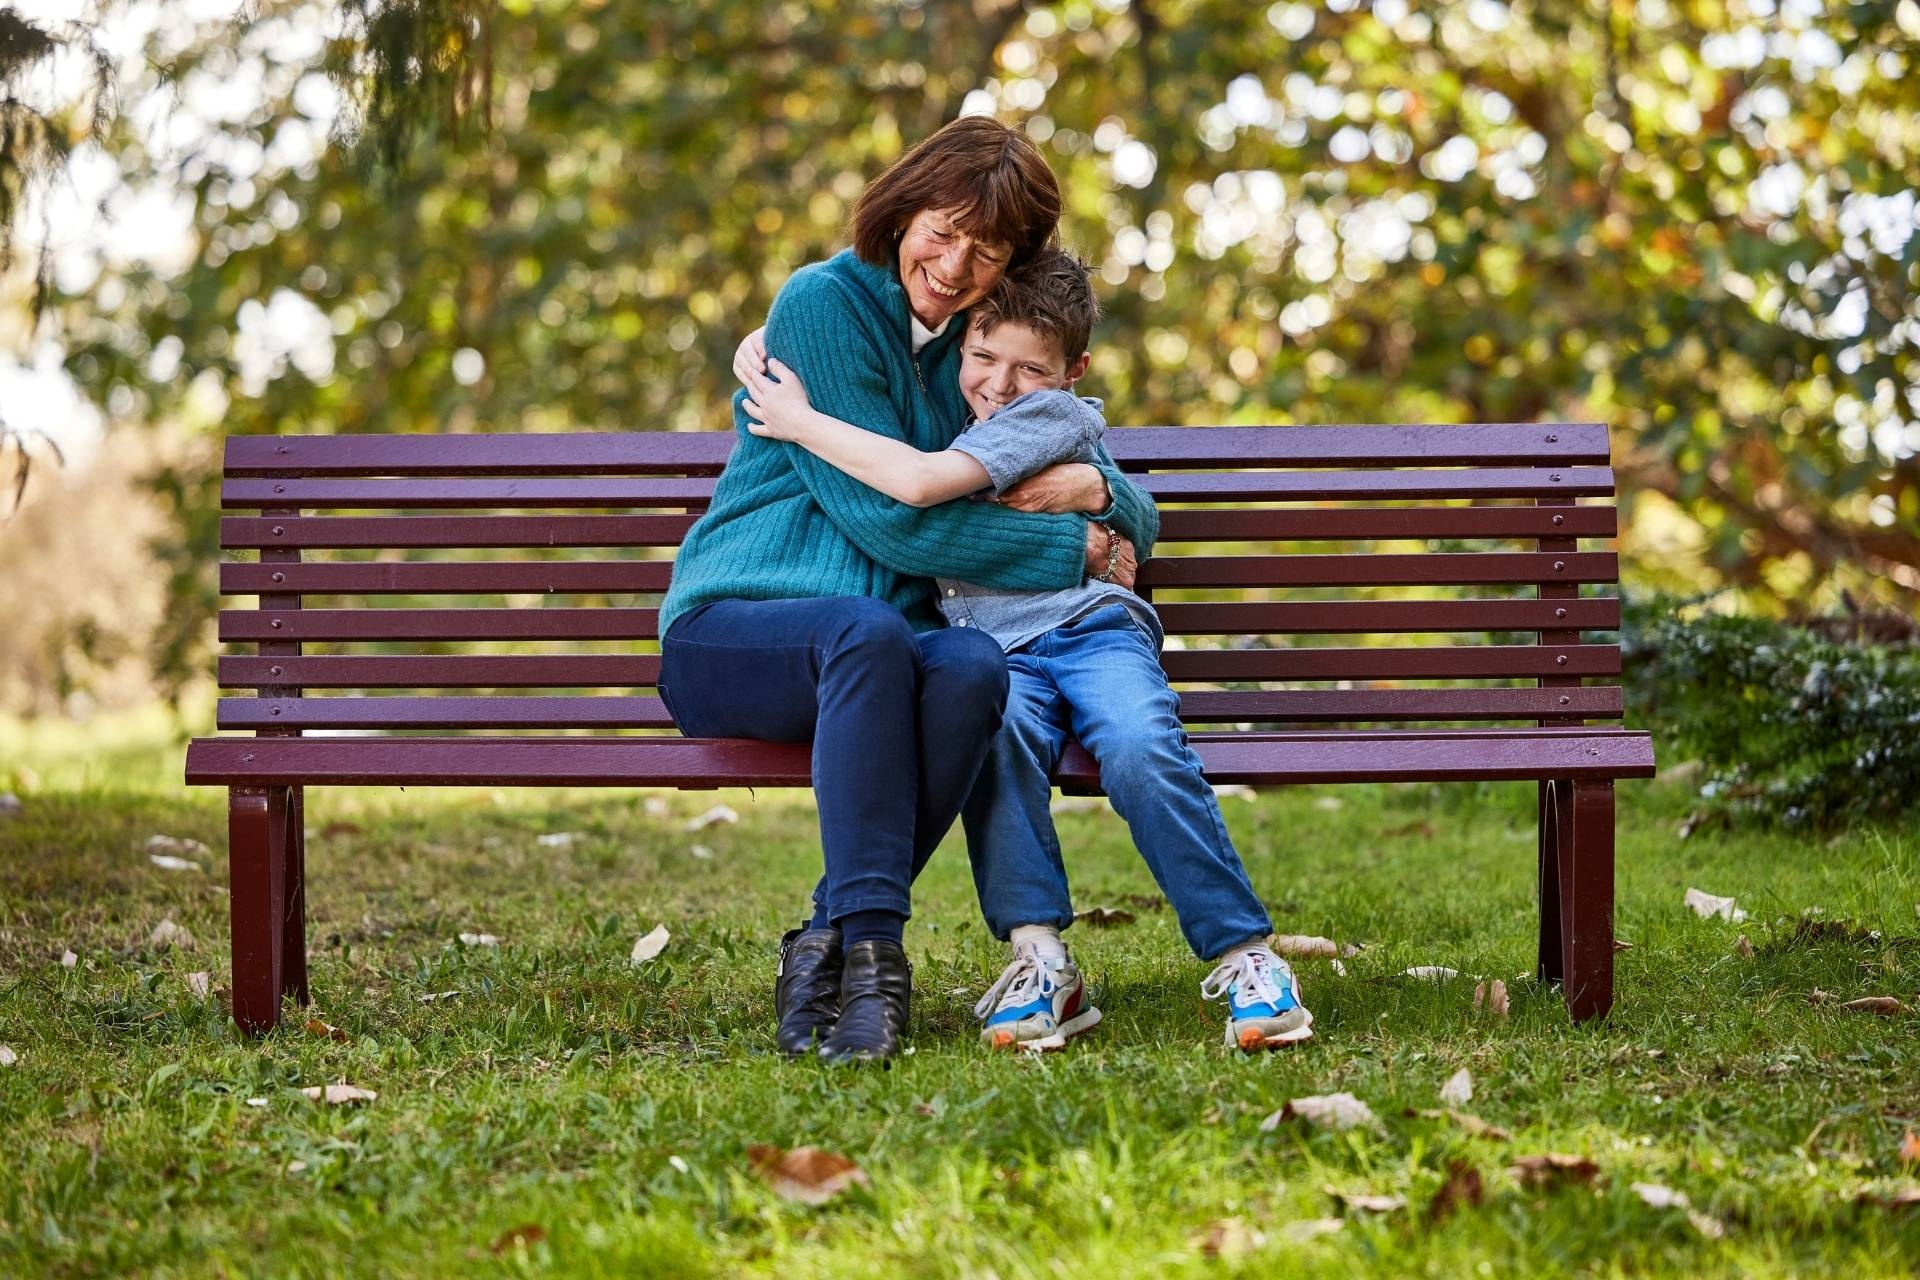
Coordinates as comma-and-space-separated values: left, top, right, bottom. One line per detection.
733, 326, 769, 386
997, 463, 1112, 514
741, 357, 816, 441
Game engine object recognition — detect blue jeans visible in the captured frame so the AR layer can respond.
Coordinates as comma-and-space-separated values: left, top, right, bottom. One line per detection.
961, 605, 1273, 960
659, 597, 1009, 923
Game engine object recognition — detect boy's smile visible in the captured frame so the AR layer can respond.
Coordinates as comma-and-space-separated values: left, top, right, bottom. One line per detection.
958, 319, 1092, 422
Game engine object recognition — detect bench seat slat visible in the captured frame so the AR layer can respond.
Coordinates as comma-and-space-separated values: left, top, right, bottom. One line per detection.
221, 468, 1617, 511
216, 597, 1623, 643
222, 425, 1611, 477
216, 685, 1625, 731
220, 561, 674, 596
1139, 552, 1618, 589
217, 644, 1620, 689
1155, 506, 1617, 541
184, 727, 1654, 787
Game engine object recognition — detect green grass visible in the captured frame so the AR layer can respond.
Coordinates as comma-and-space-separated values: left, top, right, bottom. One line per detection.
2, 727, 1918, 1277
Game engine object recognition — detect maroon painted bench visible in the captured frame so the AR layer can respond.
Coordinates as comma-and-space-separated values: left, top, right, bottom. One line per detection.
184, 424, 1654, 1034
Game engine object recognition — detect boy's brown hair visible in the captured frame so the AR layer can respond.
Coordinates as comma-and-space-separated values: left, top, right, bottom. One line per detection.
968, 247, 1100, 365
850, 117, 1062, 270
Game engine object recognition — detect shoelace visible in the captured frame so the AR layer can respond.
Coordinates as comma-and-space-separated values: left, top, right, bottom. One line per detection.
972, 944, 1057, 1020
1201, 946, 1290, 1009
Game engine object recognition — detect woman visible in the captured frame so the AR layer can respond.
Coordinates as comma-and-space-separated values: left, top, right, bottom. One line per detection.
658, 117, 1156, 1064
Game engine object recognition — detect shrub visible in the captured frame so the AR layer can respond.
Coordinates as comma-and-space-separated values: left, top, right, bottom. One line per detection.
1622, 596, 1920, 828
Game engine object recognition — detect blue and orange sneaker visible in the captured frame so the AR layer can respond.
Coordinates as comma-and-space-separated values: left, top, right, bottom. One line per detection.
973, 942, 1102, 1052
1202, 944, 1314, 1050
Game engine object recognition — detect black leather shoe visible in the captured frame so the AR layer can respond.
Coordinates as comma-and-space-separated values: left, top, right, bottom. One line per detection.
775, 926, 843, 1057
817, 939, 912, 1065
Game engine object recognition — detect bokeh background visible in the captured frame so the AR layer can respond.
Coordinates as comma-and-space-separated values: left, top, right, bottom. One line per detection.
1, 0, 1916, 724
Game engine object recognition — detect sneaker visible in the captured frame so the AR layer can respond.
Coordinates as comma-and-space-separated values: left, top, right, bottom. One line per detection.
1202, 945, 1314, 1051
973, 942, 1102, 1051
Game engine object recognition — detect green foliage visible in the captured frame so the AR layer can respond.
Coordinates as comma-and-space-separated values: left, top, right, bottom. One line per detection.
8, 0, 1920, 694
1625, 594, 1920, 828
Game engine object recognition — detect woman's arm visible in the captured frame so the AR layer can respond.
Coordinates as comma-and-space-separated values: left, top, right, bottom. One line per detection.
742, 357, 990, 508
755, 271, 1092, 589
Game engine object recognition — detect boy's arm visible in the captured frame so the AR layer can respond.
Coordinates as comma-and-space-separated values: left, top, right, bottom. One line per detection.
742, 357, 990, 507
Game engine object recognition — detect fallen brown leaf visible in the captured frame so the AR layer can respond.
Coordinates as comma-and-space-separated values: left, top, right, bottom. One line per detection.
1271, 935, 1341, 959
1474, 978, 1510, 1017
185, 972, 211, 999
301, 1083, 377, 1105
149, 919, 196, 951
629, 924, 671, 966
1612, 938, 1634, 953
1838, 996, 1907, 1016
1276, 1092, 1380, 1132
1427, 1158, 1486, 1223
1325, 1187, 1405, 1214
1733, 935, 1754, 959
319, 821, 362, 839
746, 1144, 869, 1205
1684, 887, 1746, 922
1076, 906, 1136, 927
1384, 819, 1436, 838
1860, 1187, 1920, 1210
1809, 988, 1833, 1005
1900, 1131, 1920, 1164
1404, 1107, 1514, 1142
304, 1018, 351, 1044
490, 1224, 546, 1254
1439, 1067, 1473, 1107
1193, 1217, 1266, 1257
1509, 1153, 1599, 1189
1632, 1183, 1728, 1239
1121, 894, 1165, 911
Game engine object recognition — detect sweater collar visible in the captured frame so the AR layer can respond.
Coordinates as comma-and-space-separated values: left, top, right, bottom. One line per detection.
831, 248, 964, 361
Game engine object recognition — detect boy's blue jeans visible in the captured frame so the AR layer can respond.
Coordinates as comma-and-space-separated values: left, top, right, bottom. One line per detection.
960, 605, 1274, 961
659, 597, 1009, 924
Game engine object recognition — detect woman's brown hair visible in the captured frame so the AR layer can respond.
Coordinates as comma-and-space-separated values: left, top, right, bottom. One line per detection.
850, 117, 1062, 270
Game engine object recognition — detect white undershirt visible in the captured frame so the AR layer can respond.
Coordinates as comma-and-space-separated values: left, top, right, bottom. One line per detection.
910, 314, 950, 353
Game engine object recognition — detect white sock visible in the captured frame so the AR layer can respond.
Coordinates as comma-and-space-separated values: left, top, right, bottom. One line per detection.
1216, 936, 1272, 964
1009, 924, 1068, 965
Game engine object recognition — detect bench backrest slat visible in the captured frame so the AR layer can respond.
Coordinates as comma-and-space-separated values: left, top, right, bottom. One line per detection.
212, 423, 1627, 733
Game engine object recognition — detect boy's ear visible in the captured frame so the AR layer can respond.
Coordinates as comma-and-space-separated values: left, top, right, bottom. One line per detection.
1063, 352, 1092, 386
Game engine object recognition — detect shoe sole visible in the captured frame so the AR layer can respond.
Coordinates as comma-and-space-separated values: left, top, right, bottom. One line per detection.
986, 1005, 1103, 1053
1230, 1008, 1315, 1052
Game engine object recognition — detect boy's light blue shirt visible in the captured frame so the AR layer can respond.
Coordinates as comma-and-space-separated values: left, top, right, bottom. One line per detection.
938, 389, 1164, 653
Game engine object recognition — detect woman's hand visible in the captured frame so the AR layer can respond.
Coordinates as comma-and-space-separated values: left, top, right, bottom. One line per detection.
740, 358, 817, 441
1085, 524, 1138, 590
733, 326, 769, 386
997, 462, 1113, 514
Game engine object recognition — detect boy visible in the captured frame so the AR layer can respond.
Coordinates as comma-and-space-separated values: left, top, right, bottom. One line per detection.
738, 249, 1312, 1052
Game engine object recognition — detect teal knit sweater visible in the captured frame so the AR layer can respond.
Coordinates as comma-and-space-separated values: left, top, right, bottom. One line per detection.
659, 250, 1159, 637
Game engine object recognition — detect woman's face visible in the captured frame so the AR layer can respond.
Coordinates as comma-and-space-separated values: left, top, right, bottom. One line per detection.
896, 207, 1012, 329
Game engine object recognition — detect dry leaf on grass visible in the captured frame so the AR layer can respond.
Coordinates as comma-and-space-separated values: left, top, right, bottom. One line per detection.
1474, 979, 1511, 1017
318, 821, 362, 839
149, 855, 200, 872
1406, 965, 1461, 981
458, 932, 502, 947
1211, 784, 1257, 802
1734, 935, 1754, 959
1838, 996, 1908, 1016
146, 835, 211, 859
1193, 1217, 1266, 1257
1405, 1108, 1514, 1142
1809, 988, 1833, 1005
1440, 1068, 1474, 1107
1860, 1187, 1920, 1210
304, 1018, 351, 1044
1277, 1218, 1345, 1243
643, 796, 671, 818
0, 1045, 16, 1067
1314, 795, 1344, 811
1612, 938, 1634, 952
1385, 819, 1436, 838
490, 1224, 547, 1254
535, 832, 581, 848
1900, 1131, 1920, 1164
1684, 887, 1747, 922
1271, 935, 1341, 959
417, 990, 461, 1004
746, 1144, 869, 1205
60, 950, 77, 968
1509, 1153, 1600, 1189
689, 844, 714, 860
1270, 1092, 1380, 1132
301, 1083, 377, 1105
1631, 1183, 1728, 1239
1428, 1159, 1487, 1223
185, 972, 211, 999
684, 804, 739, 832
149, 919, 196, 951
629, 924, 671, 966
1325, 1187, 1405, 1214
1075, 906, 1136, 927
1049, 797, 1105, 815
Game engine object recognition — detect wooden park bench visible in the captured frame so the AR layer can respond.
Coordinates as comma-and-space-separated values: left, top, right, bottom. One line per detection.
185, 423, 1654, 1034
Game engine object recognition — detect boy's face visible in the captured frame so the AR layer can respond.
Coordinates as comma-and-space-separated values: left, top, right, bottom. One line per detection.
958, 318, 1092, 422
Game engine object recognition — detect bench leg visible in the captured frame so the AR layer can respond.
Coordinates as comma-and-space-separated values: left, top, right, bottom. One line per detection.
228, 785, 295, 1035
1537, 778, 1616, 1021
282, 786, 310, 1009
